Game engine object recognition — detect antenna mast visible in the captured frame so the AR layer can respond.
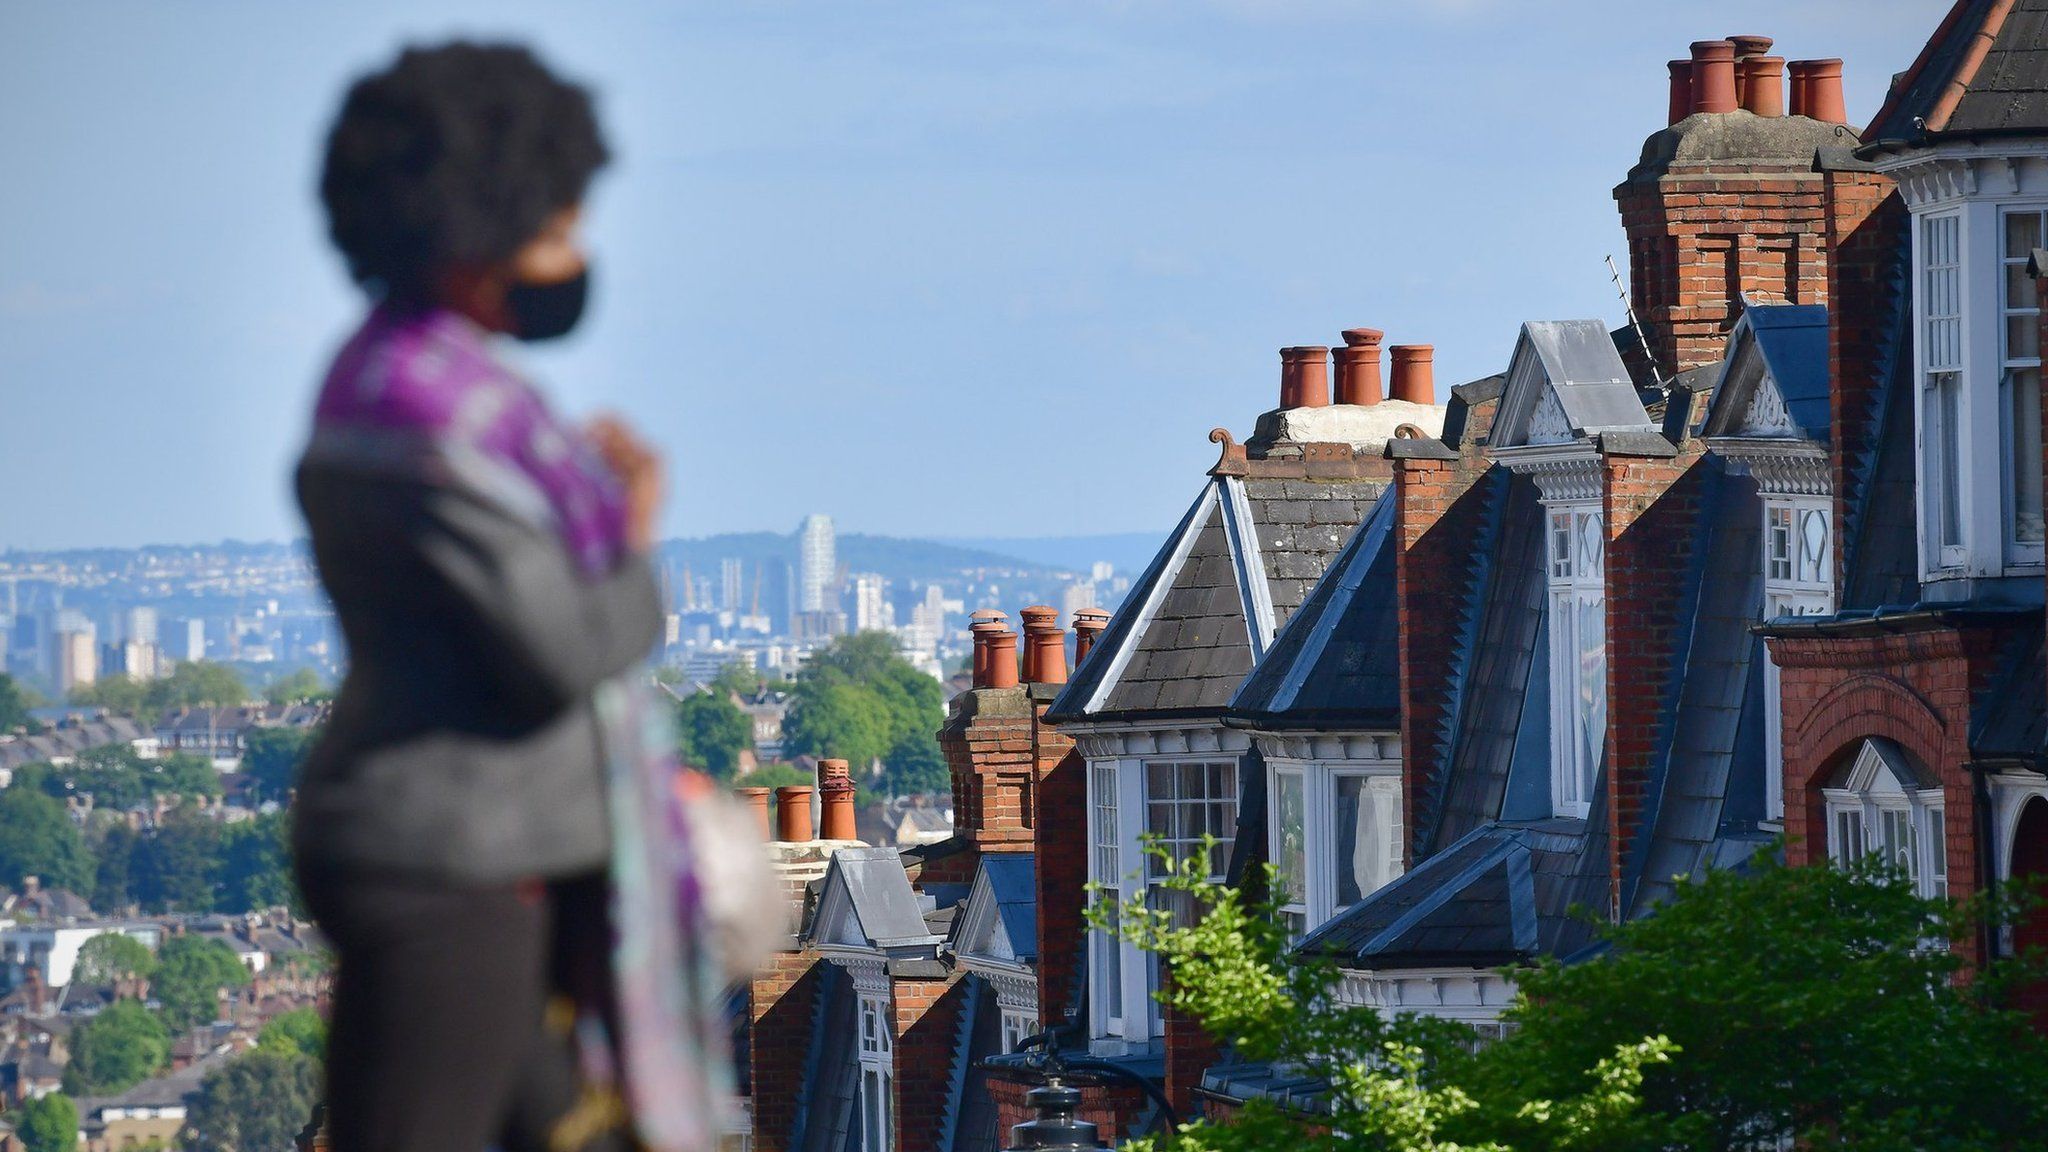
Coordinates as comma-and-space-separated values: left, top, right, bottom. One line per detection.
1607, 254, 1666, 392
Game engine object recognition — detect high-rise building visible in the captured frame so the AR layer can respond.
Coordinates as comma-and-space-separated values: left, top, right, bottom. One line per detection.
55, 615, 97, 693
720, 557, 743, 612
852, 573, 890, 633
798, 514, 836, 614
123, 606, 159, 647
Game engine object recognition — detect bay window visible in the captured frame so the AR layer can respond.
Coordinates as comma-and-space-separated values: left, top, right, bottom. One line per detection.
1823, 740, 1949, 900
857, 991, 894, 1152
1761, 497, 1835, 822
1923, 211, 1968, 569
2001, 210, 2046, 560
1545, 504, 1605, 819
1270, 763, 1401, 940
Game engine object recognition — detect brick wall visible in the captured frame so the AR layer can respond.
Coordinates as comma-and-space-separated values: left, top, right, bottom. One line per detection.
749, 949, 824, 1152
1601, 445, 1706, 918
938, 685, 1036, 850
1032, 742, 1088, 1025
1391, 438, 1496, 864
1617, 167, 1832, 375
1161, 965, 1221, 1119
890, 973, 966, 1152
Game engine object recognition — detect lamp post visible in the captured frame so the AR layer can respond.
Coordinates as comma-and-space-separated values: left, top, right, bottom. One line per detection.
1004, 1077, 1107, 1152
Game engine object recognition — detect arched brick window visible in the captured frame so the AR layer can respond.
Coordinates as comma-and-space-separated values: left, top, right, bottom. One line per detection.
1821, 739, 1948, 899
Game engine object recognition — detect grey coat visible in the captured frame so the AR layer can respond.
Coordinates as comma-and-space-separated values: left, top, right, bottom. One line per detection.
293, 460, 662, 883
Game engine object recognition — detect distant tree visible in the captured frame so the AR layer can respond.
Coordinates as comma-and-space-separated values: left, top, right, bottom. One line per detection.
131, 810, 224, 914
0, 672, 37, 732
784, 633, 945, 797
783, 677, 891, 769
92, 822, 138, 912
15, 1092, 78, 1152
73, 932, 157, 987
0, 787, 93, 894
708, 660, 769, 698
239, 726, 314, 804
153, 662, 250, 713
674, 691, 753, 781
63, 1000, 169, 1095
737, 762, 814, 790
261, 668, 328, 706
217, 813, 298, 915
30, 746, 220, 809
69, 674, 152, 717
183, 1048, 320, 1152
255, 1007, 326, 1060
153, 935, 250, 1032
883, 731, 949, 796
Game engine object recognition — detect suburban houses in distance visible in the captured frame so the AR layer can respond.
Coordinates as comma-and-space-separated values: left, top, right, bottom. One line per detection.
735, 4, 2048, 1150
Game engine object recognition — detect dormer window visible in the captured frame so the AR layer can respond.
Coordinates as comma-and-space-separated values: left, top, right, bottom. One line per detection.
857, 991, 895, 1152
1546, 503, 1605, 819
1823, 740, 1948, 900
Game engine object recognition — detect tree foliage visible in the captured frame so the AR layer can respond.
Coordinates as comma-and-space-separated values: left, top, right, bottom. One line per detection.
783, 632, 944, 796
16, 1092, 78, 1152
674, 690, 753, 781
153, 935, 251, 1033
708, 660, 771, 698
0, 786, 93, 894
131, 810, 225, 914
1095, 843, 2048, 1152
63, 1000, 170, 1095
183, 1048, 321, 1152
255, 1007, 326, 1061
0, 672, 34, 732
217, 813, 299, 915
261, 668, 328, 706
73, 931, 157, 986
21, 746, 219, 809
239, 727, 314, 805
70, 661, 250, 719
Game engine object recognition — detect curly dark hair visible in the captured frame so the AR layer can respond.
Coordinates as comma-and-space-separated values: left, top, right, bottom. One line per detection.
319, 42, 609, 303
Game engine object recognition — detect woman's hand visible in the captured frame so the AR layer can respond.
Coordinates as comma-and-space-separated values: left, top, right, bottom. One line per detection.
586, 415, 664, 555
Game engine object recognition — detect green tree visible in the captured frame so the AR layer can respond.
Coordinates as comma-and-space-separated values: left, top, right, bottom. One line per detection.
62, 1001, 170, 1095
737, 762, 814, 790
152, 935, 250, 1032
183, 1048, 321, 1152
73, 932, 157, 987
261, 668, 328, 706
0, 672, 34, 731
708, 660, 770, 698
674, 691, 754, 780
255, 1007, 326, 1060
239, 726, 314, 804
783, 677, 891, 769
153, 661, 249, 712
27, 747, 220, 809
15, 1092, 78, 1152
69, 674, 153, 717
0, 787, 93, 894
131, 810, 223, 913
217, 813, 298, 915
92, 822, 138, 912
882, 730, 948, 796
784, 632, 945, 796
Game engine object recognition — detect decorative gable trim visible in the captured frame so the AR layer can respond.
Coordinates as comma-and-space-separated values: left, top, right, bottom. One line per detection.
1742, 381, 1800, 437
1527, 387, 1574, 445
1495, 447, 1603, 502
1219, 476, 1278, 660
1715, 440, 1832, 497
1068, 722, 1250, 761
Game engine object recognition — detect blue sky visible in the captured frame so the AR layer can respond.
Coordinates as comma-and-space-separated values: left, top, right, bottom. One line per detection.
1, 1, 1936, 550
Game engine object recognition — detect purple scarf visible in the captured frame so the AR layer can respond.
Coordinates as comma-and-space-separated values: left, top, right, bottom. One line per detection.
314, 305, 627, 576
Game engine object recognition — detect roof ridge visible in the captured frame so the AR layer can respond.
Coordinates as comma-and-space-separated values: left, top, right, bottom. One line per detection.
1927, 0, 2020, 133
1867, 0, 1990, 138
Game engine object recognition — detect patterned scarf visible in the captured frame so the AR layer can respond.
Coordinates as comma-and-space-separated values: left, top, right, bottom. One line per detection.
311, 305, 731, 1152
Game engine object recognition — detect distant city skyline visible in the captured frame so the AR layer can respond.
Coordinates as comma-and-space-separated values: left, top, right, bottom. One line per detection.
1, 2, 1935, 550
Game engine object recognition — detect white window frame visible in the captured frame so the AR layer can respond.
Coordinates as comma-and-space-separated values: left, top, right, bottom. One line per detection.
1268, 762, 1402, 940
1085, 755, 1237, 1047
856, 990, 894, 1152
1822, 741, 1949, 900
1919, 209, 1971, 573
1998, 207, 2047, 564
1544, 502, 1605, 819
1760, 497, 1835, 822
999, 1006, 1037, 1055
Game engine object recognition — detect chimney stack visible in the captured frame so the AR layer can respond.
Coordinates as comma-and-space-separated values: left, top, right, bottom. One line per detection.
984, 626, 1020, 689
818, 759, 858, 841
1791, 58, 1846, 124
1020, 605, 1067, 685
1072, 608, 1111, 668
1280, 346, 1330, 409
1741, 56, 1785, 117
774, 786, 814, 843
1334, 328, 1384, 406
1667, 60, 1693, 125
737, 786, 772, 841
1388, 345, 1435, 404
1688, 40, 1737, 115
969, 609, 1007, 688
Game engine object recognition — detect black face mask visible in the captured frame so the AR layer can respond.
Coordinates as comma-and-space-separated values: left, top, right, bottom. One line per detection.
505, 265, 591, 342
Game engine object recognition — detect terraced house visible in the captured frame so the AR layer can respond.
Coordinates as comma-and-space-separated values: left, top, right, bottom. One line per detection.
742, 3, 2048, 1147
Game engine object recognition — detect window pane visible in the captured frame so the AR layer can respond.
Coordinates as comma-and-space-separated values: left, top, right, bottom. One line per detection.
1798, 508, 1829, 585
2008, 211, 2042, 259
2010, 261, 2039, 306
2011, 314, 2042, 361
1926, 805, 1949, 898
1551, 512, 1572, 580
1833, 807, 1865, 864
1274, 771, 1306, 909
1767, 506, 1793, 580
1578, 594, 1606, 802
1881, 808, 1918, 883
2014, 368, 2046, 544
1937, 373, 1964, 548
1334, 776, 1395, 907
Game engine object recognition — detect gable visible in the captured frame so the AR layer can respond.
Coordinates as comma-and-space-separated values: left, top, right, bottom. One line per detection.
1491, 321, 1653, 448
1703, 305, 1830, 441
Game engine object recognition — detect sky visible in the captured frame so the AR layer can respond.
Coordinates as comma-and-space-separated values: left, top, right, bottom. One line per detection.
1, 0, 1939, 551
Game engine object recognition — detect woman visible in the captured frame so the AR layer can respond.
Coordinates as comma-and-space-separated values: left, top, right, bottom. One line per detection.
297, 42, 691, 1152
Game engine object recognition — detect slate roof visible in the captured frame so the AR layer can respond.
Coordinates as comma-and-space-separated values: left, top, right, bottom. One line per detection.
1864, 0, 2048, 149
1972, 625, 2048, 757
1047, 472, 1385, 725
1838, 226, 1922, 610
1702, 305, 1830, 441
807, 847, 942, 951
1227, 492, 1399, 731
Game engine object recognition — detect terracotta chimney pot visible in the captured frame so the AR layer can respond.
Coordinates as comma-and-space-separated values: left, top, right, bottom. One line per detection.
1741, 56, 1785, 117
736, 787, 772, 841
1666, 60, 1694, 125
969, 609, 1007, 688
1281, 346, 1330, 408
1018, 605, 1058, 682
774, 786, 814, 843
1799, 58, 1847, 124
1729, 34, 1773, 58
1334, 328, 1384, 406
1020, 605, 1067, 685
1788, 59, 1814, 117
818, 759, 858, 841
984, 627, 1019, 689
1688, 40, 1738, 115
1072, 608, 1111, 667
1387, 344, 1435, 404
